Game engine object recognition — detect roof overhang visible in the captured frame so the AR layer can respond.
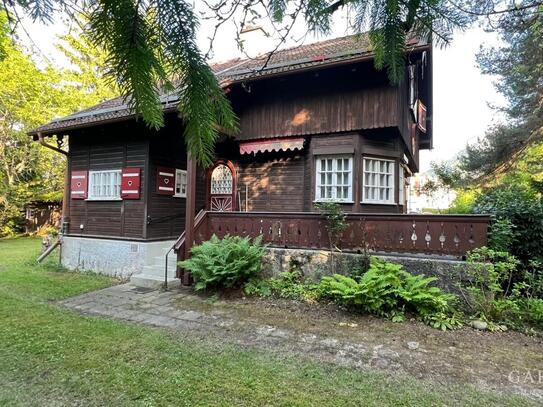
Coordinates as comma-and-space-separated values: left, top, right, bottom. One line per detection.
28, 39, 432, 138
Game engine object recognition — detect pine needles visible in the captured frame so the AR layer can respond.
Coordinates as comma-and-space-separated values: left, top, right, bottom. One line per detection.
88, 0, 237, 166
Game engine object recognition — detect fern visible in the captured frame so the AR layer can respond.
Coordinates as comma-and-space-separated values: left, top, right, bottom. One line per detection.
179, 234, 265, 291
319, 258, 459, 328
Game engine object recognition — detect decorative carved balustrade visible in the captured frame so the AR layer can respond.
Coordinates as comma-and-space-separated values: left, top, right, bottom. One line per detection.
183, 211, 490, 259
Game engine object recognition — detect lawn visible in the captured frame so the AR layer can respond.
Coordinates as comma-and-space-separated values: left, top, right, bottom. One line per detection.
0, 237, 535, 406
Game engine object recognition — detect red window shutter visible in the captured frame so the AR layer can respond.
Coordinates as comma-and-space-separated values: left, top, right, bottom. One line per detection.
121, 167, 141, 199
70, 170, 88, 199
156, 167, 175, 195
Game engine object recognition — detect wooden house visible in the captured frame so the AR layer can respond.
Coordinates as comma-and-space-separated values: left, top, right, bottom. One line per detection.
30, 34, 489, 286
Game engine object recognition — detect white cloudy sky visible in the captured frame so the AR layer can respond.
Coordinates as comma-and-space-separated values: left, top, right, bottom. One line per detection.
20, 9, 505, 173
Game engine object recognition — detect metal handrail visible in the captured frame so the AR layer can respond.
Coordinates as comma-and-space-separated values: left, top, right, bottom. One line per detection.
163, 209, 207, 289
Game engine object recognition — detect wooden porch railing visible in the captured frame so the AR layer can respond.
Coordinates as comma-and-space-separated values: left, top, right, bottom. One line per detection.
175, 212, 490, 267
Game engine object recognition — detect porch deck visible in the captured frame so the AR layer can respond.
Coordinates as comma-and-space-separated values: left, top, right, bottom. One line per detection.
174, 211, 490, 283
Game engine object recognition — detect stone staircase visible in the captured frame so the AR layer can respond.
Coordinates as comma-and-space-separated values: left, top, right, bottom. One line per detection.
129, 242, 180, 289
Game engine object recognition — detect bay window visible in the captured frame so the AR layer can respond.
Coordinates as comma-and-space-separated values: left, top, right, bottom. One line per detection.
362, 158, 395, 204
315, 156, 353, 202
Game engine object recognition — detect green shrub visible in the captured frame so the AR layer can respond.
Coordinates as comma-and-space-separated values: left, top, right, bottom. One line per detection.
490, 297, 543, 331
457, 248, 518, 318
179, 234, 265, 291
488, 218, 516, 253
319, 259, 458, 327
516, 260, 543, 299
464, 247, 520, 295
458, 248, 543, 330
315, 202, 348, 274
244, 271, 321, 302
448, 189, 478, 214
473, 184, 543, 262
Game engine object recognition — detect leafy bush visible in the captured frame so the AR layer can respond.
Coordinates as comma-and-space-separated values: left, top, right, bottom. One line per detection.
448, 189, 478, 214
319, 259, 458, 328
315, 202, 348, 273
457, 248, 519, 317
488, 218, 516, 253
457, 247, 543, 330
473, 184, 543, 262
244, 271, 321, 302
464, 247, 520, 294
179, 234, 265, 291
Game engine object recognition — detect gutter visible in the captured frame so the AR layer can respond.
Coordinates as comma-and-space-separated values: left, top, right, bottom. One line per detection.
37, 133, 70, 262
38, 133, 68, 156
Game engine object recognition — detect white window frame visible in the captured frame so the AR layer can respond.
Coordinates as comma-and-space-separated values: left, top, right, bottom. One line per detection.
314, 155, 353, 203
87, 169, 122, 201
399, 165, 405, 205
362, 157, 396, 205
174, 169, 187, 198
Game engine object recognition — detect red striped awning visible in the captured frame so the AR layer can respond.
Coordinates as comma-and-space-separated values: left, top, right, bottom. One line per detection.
239, 137, 305, 155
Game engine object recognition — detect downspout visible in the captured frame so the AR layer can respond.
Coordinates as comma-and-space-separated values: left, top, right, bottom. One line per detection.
37, 133, 69, 261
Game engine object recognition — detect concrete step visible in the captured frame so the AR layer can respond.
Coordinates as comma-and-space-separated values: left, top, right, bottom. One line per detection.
130, 274, 181, 289
140, 264, 177, 278
149, 254, 177, 269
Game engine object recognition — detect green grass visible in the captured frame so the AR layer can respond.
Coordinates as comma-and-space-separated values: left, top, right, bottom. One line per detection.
0, 237, 535, 406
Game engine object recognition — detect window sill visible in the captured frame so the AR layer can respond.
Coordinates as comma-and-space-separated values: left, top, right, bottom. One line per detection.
85, 198, 122, 202
361, 201, 397, 205
173, 194, 187, 199
314, 200, 354, 204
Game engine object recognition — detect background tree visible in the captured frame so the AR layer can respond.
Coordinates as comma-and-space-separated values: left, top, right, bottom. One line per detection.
452, 5, 542, 181
0, 13, 116, 236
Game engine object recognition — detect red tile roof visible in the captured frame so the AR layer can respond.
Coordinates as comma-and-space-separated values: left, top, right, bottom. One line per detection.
30, 33, 429, 136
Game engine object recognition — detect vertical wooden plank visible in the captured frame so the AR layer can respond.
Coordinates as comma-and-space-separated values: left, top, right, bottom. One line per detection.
182, 152, 197, 286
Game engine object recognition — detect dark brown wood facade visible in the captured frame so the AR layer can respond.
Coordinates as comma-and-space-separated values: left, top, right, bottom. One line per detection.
228, 56, 429, 172
62, 49, 431, 241
214, 130, 407, 214
66, 117, 205, 241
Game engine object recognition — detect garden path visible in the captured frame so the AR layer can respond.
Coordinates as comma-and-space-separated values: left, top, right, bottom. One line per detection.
59, 283, 543, 401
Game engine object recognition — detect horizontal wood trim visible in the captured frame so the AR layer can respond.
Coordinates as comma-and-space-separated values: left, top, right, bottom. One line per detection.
313, 145, 355, 155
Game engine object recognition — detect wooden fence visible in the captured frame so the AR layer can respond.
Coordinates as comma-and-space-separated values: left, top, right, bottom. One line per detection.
176, 211, 490, 262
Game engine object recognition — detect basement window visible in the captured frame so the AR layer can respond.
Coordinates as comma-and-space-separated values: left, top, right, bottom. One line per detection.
174, 169, 187, 198
362, 158, 395, 204
315, 156, 353, 202
88, 170, 122, 200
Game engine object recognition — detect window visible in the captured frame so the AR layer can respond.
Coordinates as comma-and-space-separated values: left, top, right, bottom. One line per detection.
362, 158, 395, 204
399, 166, 405, 205
88, 170, 121, 200
315, 156, 353, 202
174, 169, 187, 198
210, 164, 233, 195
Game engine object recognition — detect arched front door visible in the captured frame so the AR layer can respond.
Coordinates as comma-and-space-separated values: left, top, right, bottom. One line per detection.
208, 161, 236, 211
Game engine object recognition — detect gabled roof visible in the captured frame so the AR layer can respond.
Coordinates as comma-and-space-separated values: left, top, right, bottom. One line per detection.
29, 33, 430, 136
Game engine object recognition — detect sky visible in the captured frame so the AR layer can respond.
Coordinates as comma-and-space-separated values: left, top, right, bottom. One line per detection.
20, 9, 505, 174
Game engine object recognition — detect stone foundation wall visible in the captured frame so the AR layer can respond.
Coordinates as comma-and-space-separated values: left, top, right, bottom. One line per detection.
60, 236, 175, 279
262, 247, 468, 293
